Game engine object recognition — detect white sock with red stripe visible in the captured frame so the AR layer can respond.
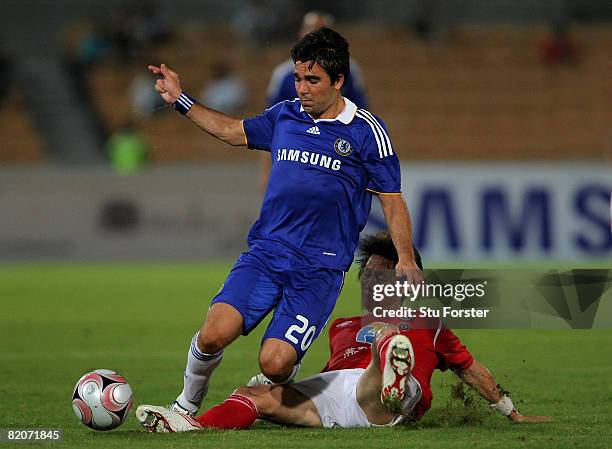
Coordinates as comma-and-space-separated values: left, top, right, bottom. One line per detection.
195, 394, 258, 429
176, 332, 223, 413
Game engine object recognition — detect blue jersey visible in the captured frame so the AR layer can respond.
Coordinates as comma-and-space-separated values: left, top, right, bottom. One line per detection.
266, 59, 368, 109
242, 98, 401, 271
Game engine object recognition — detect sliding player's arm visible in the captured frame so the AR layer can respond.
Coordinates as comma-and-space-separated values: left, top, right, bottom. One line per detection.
148, 64, 246, 146
378, 194, 422, 284
453, 360, 551, 423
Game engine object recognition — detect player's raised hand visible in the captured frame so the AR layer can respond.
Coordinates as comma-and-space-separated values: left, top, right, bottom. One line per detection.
395, 258, 423, 286
148, 63, 181, 104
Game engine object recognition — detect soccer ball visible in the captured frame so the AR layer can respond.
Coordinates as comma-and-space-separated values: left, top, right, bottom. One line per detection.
72, 369, 133, 431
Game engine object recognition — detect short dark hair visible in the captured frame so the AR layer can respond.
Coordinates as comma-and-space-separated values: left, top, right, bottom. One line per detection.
356, 231, 423, 278
290, 27, 350, 83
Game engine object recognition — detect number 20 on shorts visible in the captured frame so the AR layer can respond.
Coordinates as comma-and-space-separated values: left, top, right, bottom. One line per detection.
285, 315, 317, 351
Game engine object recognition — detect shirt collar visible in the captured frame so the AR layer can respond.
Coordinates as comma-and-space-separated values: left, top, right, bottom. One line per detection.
299, 97, 357, 124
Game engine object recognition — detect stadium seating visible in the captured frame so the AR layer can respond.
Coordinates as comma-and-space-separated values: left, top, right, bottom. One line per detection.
0, 87, 46, 164
86, 24, 611, 163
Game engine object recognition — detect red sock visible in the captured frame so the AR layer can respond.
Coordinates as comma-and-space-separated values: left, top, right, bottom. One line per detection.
195, 394, 258, 429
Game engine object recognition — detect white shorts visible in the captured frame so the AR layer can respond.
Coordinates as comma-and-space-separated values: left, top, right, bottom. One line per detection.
290, 368, 422, 428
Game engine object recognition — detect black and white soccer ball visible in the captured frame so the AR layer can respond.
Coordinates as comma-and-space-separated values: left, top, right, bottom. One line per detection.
72, 369, 133, 431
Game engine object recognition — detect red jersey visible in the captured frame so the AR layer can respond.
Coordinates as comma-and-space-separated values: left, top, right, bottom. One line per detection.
322, 314, 473, 419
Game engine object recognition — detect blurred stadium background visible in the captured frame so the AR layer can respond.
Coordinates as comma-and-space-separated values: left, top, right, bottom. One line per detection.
0, 0, 610, 264
1, 3, 611, 447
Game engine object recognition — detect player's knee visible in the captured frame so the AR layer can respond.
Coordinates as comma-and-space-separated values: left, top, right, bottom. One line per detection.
234, 386, 260, 405
259, 355, 293, 383
234, 386, 252, 397
197, 303, 243, 353
234, 386, 273, 416
197, 329, 227, 354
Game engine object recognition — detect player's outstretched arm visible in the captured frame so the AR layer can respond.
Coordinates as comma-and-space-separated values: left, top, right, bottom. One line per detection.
454, 360, 551, 423
148, 64, 246, 146
378, 194, 423, 284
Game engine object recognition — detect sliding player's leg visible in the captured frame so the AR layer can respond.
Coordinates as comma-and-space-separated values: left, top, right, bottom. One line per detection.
356, 325, 417, 424
137, 384, 321, 433
193, 384, 320, 430
173, 250, 282, 415
355, 324, 398, 424
233, 384, 322, 427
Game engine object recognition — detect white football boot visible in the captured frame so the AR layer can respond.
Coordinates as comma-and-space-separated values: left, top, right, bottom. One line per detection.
246, 373, 273, 387
379, 334, 415, 413
136, 405, 202, 433
169, 400, 197, 417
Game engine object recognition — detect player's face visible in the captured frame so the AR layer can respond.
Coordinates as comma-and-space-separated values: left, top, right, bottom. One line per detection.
294, 61, 344, 119
361, 255, 402, 312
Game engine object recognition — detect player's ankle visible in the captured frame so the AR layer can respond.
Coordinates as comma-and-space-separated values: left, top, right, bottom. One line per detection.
377, 332, 399, 358
172, 399, 198, 417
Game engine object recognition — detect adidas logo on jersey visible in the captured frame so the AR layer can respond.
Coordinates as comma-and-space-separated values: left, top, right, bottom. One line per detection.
306, 126, 320, 135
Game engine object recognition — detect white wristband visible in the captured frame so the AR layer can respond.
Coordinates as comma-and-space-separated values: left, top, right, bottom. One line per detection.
491, 396, 515, 416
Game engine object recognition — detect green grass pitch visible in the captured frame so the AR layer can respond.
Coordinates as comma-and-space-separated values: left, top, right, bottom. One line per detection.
1, 263, 611, 449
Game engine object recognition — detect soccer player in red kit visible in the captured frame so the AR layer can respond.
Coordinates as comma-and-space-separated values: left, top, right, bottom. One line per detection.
136, 233, 550, 431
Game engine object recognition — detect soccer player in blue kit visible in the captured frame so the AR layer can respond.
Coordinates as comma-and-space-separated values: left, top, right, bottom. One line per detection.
260, 11, 368, 190
148, 27, 422, 417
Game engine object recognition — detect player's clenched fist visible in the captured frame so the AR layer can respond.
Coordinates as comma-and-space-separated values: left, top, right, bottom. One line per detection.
148, 64, 181, 104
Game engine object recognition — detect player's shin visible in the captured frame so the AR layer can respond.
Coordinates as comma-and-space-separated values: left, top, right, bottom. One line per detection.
378, 333, 414, 413
175, 332, 224, 414
195, 393, 258, 429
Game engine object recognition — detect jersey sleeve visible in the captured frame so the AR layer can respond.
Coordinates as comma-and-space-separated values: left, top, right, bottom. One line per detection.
242, 101, 284, 151
434, 327, 474, 372
356, 112, 401, 194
